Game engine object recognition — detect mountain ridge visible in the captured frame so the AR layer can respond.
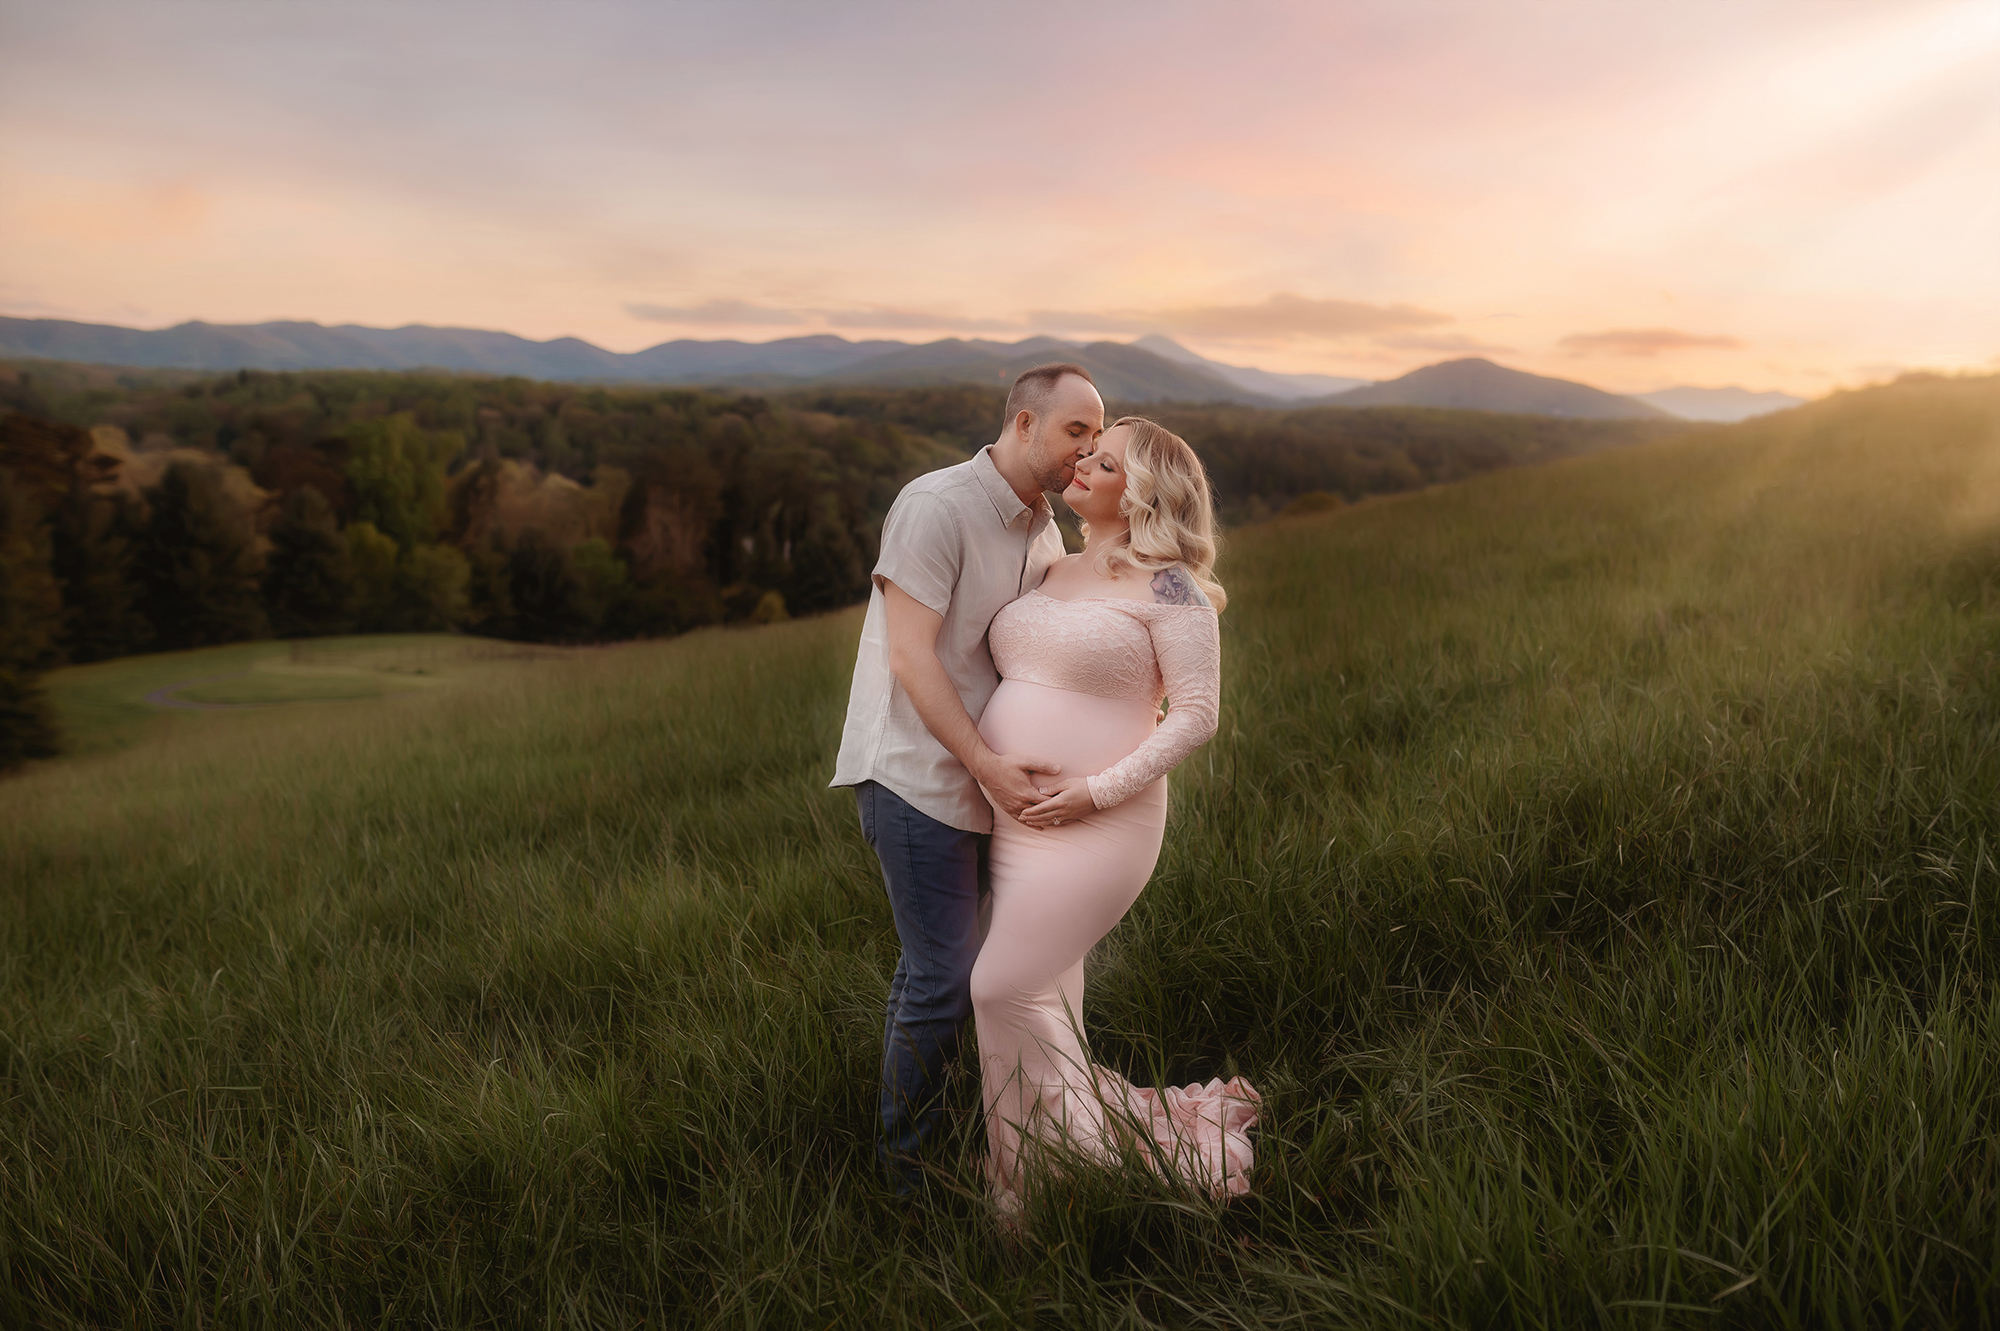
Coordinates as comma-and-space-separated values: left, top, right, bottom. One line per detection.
0, 313, 1801, 419
1131, 334, 1368, 399
0, 315, 1281, 404
1318, 357, 1673, 420
1631, 385, 1807, 422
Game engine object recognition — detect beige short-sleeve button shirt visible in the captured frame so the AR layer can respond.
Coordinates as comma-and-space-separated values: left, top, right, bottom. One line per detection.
831, 446, 1066, 833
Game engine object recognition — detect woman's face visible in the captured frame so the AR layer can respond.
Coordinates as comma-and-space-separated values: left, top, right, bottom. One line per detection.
1064, 424, 1130, 525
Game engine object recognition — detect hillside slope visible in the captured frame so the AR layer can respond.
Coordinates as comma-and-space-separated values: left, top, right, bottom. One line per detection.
4, 372, 1998, 1326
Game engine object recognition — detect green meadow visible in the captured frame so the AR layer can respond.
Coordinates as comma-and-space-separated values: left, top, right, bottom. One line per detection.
41, 635, 581, 756
4, 373, 2000, 1327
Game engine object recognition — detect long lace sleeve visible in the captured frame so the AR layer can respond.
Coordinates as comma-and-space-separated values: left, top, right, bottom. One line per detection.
1085, 607, 1221, 810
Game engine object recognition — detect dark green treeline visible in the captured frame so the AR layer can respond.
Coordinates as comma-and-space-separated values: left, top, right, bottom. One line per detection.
0, 360, 1685, 767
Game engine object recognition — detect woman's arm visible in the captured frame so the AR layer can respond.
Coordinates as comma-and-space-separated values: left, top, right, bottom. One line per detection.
1085, 607, 1221, 810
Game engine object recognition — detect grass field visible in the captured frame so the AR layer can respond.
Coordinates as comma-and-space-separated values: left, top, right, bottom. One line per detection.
41, 635, 575, 757
5, 373, 2000, 1327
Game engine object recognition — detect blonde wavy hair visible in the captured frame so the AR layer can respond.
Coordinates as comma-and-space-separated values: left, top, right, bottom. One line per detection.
1078, 416, 1227, 611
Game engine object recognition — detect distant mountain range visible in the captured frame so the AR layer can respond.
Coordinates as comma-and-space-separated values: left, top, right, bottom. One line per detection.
0, 316, 912, 383
1131, 334, 1368, 399
1321, 357, 1673, 420
0, 315, 1282, 403
1629, 385, 1806, 422
0, 314, 1804, 421
1308, 359, 1803, 423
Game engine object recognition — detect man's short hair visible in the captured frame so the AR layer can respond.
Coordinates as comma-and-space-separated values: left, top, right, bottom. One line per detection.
1003, 362, 1096, 435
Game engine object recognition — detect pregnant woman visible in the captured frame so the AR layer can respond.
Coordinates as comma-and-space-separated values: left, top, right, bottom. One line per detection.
971, 416, 1258, 1217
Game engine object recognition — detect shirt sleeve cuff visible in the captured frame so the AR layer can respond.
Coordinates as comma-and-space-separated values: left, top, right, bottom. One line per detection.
871, 567, 951, 616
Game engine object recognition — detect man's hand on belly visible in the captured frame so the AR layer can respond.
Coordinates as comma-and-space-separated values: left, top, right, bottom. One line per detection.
1017, 775, 1096, 829
976, 752, 1065, 819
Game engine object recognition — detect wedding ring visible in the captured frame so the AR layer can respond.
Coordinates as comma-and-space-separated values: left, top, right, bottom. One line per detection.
1053, 818, 1063, 826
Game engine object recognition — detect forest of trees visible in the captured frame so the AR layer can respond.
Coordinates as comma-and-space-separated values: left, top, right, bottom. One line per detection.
0, 359, 1687, 767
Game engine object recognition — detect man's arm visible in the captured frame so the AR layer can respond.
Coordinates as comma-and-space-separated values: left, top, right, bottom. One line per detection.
881, 578, 1058, 819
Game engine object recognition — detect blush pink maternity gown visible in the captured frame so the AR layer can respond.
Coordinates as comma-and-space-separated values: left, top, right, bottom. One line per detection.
971, 581, 1259, 1214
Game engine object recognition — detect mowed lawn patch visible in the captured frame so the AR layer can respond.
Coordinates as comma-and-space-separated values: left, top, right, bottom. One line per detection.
4, 374, 2000, 1328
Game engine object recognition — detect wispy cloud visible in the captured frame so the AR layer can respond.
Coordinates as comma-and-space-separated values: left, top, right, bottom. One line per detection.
1559, 328, 1747, 357
624, 292, 1450, 343
625, 299, 804, 326
1034, 294, 1451, 341
1377, 331, 1515, 354
819, 308, 1024, 333
625, 299, 1023, 333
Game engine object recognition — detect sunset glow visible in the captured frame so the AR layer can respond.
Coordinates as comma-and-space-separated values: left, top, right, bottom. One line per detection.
2, 0, 1995, 394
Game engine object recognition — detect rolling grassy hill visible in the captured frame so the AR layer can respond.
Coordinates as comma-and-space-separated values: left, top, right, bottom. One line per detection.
3, 371, 1998, 1326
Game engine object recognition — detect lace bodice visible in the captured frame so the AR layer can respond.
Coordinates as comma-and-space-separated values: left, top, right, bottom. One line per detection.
987, 588, 1221, 810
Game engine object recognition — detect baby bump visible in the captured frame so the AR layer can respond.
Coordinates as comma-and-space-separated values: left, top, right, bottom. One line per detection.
979, 679, 1158, 775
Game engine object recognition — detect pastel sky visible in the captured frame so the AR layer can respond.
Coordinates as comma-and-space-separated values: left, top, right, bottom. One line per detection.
2, 0, 1996, 394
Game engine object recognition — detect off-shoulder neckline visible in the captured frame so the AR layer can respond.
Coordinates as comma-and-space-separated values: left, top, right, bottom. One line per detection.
1027, 587, 1216, 612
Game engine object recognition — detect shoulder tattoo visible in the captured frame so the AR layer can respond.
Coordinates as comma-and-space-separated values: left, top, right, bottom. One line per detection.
1151, 567, 1198, 606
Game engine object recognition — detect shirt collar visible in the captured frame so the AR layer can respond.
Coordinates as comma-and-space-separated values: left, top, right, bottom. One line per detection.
972, 444, 1050, 529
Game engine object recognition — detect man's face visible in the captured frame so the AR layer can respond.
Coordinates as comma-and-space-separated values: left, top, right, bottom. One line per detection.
1025, 375, 1106, 493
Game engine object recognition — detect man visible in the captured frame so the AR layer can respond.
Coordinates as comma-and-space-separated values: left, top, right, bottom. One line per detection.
832, 362, 1105, 1189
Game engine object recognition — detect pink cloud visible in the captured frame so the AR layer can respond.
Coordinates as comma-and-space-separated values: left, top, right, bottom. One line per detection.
1377, 332, 1515, 354
1033, 294, 1451, 341
1559, 328, 1747, 357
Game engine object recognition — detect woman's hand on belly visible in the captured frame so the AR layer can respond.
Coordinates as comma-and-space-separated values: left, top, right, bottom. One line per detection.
1017, 776, 1097, 830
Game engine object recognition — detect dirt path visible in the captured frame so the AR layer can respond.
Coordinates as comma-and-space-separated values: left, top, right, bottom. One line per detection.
142, 671, 257, 710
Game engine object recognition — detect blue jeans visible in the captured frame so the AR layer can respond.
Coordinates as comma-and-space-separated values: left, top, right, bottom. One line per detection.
854, 781, 986, 1188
